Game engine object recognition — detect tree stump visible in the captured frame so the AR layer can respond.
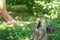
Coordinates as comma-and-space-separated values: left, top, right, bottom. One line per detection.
33, 17, 55, 40
33, 17, 47, 40
33, 27, 47, 40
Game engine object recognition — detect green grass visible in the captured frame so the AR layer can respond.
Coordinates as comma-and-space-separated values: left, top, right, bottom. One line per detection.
0, 18, 60, 40
0, 5, 60, 40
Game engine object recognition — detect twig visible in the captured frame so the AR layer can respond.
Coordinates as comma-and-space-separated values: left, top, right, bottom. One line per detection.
17, 21, 38, 24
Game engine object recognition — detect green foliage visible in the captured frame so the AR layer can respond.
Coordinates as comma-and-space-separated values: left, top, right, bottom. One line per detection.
6, 0, 60, 17
0, 21, 36, 40
34, 0, 60, 14
0, 18, 60, 40
25, 0, 35, 13
6, 0, 35, 13
6, 0, 25, 5
0, 0, 60, 40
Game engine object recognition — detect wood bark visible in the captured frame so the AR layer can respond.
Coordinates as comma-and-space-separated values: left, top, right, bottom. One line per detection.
33, 17, 47, 40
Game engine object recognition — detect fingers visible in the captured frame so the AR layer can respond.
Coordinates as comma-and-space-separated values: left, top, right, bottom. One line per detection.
6, 20, 17, 25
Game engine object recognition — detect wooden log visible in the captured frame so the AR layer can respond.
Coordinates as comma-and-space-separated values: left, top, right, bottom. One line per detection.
33, 27, 47, 40
33, 17, 47, 40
